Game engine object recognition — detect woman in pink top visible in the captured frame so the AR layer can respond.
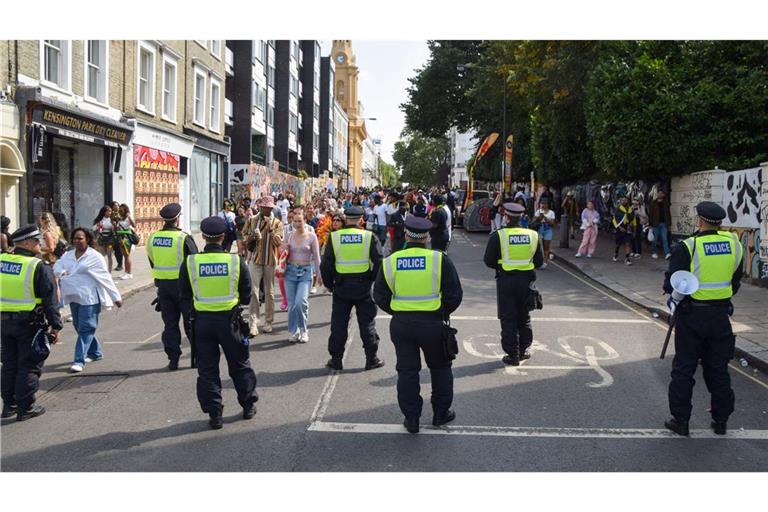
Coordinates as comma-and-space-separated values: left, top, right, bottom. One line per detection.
282, 209, 321, 343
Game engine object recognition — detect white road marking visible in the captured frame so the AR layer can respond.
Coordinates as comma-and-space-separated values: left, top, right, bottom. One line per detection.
309, 421, 768, 440
103, 332, 161, 344
376, 315, 651, 323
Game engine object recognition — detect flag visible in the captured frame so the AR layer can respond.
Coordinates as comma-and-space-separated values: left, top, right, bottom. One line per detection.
465, 133, 499, 210
475, 132, 499, 164
503, 135, 513, 194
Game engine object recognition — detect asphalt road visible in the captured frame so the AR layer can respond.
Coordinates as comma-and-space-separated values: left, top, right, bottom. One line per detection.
2, 231, 767, 471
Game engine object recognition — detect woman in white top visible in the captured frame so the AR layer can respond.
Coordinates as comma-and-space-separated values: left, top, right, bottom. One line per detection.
54, 227, 122, 373
93, 205, 116, 272
533, 199, 557, 268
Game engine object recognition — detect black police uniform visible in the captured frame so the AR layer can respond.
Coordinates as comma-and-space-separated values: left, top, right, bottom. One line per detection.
483, 203, 544, 364
178, 217, 256, 428
373, 217, 463, 431
320, 207, 383, 370
149, 203, 199, 369
1, 226, 62, 420
663, 202, 743, 435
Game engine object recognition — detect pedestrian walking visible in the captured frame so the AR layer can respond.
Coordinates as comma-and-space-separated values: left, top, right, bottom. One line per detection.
93, 205, 116, 272
612, 196, 636, 266
235, 206, 248, 257
115, 204, 136, 280
54, 228, 123, 373
428, 194, 450, 252
38, 212, 64, 265
283, 209, 321, 343
561, 191, 579, 240
575, 200, 600, 258
110, 201, 124, 272
218, 199, 237, 253
663, 201, 744, 436
1, 216, 12, 253
371, 195, 389, 250
649, 190, 672, 260
631, 199, 647, 258
483, 203, 544, 366
1, 225, 62, 421
532, 199, 556, 268
146, 203, 199, 370
179, 216, 257, 430
243, 195, 283, 336
320, 206, 384, 371
387, 201, 407, 253
373, 216, 463, 433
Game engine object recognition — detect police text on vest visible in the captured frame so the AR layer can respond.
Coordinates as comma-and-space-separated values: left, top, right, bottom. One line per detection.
0, 262, 23, 275
340, 234, 363, 244
153, 237, 174, 247
508, 234, 531, 245
396, 256, 426, 270
703, 242, 732, 256
199, 263, 230, 277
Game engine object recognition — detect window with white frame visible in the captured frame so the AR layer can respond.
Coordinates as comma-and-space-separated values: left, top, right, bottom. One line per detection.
42, 40, 69, 89
313, 102, 319, 120
289, 113, 297, 134
267, 65, 275, 88
290, 76, 298, 97
209, 78, 221, 132
253, 83, 265, 112
313, 132, 319, 150
161, 57, 177, 121
85, 40, 107, 103
255, 40, 266, 63
210, 40, 221, 59
267, 105, 274, 126
137, 43, 156, 113
193, 69, 206, 126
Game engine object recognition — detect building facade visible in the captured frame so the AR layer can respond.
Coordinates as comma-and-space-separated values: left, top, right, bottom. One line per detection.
318, 56, 335, 180
331, 40, 367, 188
299, 41, 321, 177
274, 40, 301, 175
449, 127, 477, 189
332, 100, 349, 189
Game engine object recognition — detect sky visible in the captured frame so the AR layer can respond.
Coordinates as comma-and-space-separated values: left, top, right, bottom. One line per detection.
320, 40, 431, 164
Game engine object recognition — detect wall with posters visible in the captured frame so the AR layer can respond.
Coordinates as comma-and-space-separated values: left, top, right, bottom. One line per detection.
133, 145, 180, 245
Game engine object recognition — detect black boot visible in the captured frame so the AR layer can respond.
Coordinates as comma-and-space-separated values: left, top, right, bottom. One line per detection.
1, 404, 18, 419
519, 349, 531, 361
326, 357, 343, 371
502, 354, 520, 366
365, 356, 385, 370
664, 417, 690, 436
243, 404, 257, 420
711, 420, 727, 435
191, 357, 197, 369
432, 409, 456, 427
168, 358, 179, 371
17, 405, 46, 422
209, 413, 223, 430
403, 417, 420, 434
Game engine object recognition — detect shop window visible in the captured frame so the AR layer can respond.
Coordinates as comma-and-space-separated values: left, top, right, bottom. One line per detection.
193, 69, 206, 127
209, 78, 221, 133
85, 40, 107, 103
137, 42, 156, 114
162, 57, 177, 122
42, 40, 70, 90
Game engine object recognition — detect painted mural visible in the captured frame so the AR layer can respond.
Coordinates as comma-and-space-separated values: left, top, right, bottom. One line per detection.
722, 167, 762, 229
133, 145, 180, 246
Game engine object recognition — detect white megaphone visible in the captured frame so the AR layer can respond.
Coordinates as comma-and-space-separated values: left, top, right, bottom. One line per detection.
670, 270, 699, 301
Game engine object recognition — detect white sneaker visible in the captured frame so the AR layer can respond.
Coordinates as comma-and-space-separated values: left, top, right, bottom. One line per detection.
298, 331, 309, 344
119, 273, 133, 280
84, 356, 102, 363
575, 253, 582, 258
310, 287, 317, 294
633, 253, 641, 259
665, 253, 671, 260
69, 364, 84, 373
549, 253, 555, 260
625, 259, 632, 266
586, 254, 592, 258
651, 253, 659, 259
288, 331, 300, 343
612, 256, 618, 262
540, 262, 548, 269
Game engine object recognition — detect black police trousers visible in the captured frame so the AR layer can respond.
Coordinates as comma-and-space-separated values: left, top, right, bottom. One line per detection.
669, 303, 736, 422
1, 317, 44, 409
497, 272, 533, 357
156, 280, 192, 361
328, 280, 380, 359
194, 311, 257, 415
390, 315, 453, 419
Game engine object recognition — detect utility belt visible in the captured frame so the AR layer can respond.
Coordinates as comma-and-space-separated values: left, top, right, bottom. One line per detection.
688, 299, 731, 308
1, 311, 32, 321
334, 273, 371, 284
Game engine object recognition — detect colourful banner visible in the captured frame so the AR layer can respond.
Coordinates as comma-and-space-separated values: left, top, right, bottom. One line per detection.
133, 145, 180, 245
465, 132, 499, 210
503, 135, 513, 194
475, 132, 499, 164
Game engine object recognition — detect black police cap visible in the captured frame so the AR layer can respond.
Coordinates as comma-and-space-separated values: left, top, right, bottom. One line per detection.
344, 206, 365, 218
159, 202, 182, 220
10, 224, 43, 243
696, 201, 726, 224
404, 216, 432, 233
200, 216, 227, 237
503, 202, 525, 215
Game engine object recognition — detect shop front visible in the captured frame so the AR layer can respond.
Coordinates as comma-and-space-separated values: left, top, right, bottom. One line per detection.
21, 97, 132, 234
0, 100, 25, 231
186, 132, 230, 232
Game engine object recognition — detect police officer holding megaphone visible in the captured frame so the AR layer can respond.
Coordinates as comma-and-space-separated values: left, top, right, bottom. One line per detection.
662, 201, 744, 437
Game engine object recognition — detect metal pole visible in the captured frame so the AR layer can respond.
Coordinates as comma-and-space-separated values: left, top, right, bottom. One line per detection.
501, 77, 506, 194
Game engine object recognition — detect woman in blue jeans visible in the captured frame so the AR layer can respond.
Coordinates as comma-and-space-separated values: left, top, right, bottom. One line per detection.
53, 228, 122, 372
282, 209, 321, 343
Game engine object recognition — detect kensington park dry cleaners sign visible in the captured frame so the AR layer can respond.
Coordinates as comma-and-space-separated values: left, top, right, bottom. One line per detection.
32, 105, 131, 146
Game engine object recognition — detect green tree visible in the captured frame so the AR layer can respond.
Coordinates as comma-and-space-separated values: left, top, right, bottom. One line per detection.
378, 159, 400, 187
392, 129, 450, 187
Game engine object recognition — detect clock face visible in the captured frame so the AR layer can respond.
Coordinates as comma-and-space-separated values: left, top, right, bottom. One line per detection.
336, 54, 345, 64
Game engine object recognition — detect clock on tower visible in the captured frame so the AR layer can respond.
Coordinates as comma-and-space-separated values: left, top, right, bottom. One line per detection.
335, 54, 346, 64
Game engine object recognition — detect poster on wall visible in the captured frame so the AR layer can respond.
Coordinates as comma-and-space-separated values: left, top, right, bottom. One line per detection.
722, 168, 762, 229
133, 145, 180, 245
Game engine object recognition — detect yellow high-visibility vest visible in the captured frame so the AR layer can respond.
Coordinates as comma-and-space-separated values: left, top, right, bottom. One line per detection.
186, 253, 240, 312
682, 231, 742, 301
331, 228, 372, 274
383, 247, 442, 312
497, 227, 539, 271
0, 253, 42, 312
147, 230, 187, 280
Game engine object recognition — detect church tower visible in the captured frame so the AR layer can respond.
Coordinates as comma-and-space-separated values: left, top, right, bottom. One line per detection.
331, 40, 366, 187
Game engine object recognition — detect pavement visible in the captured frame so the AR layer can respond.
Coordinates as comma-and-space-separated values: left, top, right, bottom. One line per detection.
3, 229, 767, 471
551, 230, 768, 372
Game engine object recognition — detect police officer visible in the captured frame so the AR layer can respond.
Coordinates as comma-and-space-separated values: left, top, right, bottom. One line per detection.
179, 216, 257, 430
320, 206, 385, 371
146, 203, 199, 371
373, 216, 463, 433
1, 225, 62, 421
663, 201, 744, 436
483, 202, 544, 366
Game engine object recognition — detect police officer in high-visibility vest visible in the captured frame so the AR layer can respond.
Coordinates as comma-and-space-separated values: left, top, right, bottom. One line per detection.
374, 216, 463, 434
663, 201, 744, 437
483, 202, 544, 366
1, 225, 62, 421
146, 203, 198, 371
320, 206, 385, 371
178, 216, 256, 430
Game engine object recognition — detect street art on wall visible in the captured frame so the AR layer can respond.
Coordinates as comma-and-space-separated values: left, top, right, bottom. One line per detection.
722, 167, 762, 229
722, 226, 767, 287
133, 145, 180, 245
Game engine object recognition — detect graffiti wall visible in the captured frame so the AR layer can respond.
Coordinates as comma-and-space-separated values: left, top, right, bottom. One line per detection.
228, 162, 306, 206
721, 227, 767, 286
670, 170, 725, 236
722, 167, 762, 229
760, 162, 768, 265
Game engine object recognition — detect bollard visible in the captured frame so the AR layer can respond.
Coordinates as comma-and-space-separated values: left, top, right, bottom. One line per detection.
559, 213, 569, 248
